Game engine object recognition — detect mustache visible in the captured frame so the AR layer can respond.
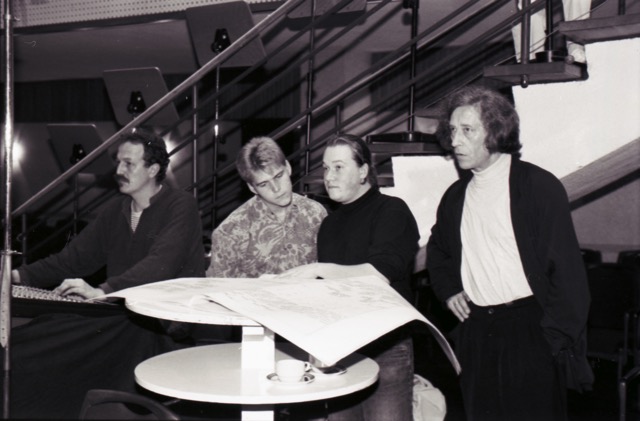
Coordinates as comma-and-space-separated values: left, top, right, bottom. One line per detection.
114, 174, 129, 184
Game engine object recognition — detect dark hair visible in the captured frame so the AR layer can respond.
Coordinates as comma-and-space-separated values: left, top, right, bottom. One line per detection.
325, 134, 378, 188
236, 137, 287, 184
436, 85, 522, 156
118, 128, 170, 183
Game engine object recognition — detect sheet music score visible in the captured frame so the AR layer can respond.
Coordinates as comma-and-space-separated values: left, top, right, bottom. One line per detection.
105, 276, 461, 372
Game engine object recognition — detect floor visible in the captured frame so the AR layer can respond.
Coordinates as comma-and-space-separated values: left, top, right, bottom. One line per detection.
156, 291, 632, 421
161, 326, 628, 421
413, 328, 624, 421
411, 293, 627, 421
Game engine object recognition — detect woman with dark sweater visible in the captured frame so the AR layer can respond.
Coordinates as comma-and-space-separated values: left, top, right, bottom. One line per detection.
279, 134, 420, 421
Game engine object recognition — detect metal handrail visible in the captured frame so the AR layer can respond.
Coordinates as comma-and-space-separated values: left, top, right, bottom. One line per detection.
270, 0, 516, 153
184, 0, 513, 197
11, 0, 574, 259
1, 0, 15, 416
11, 0, 307, 217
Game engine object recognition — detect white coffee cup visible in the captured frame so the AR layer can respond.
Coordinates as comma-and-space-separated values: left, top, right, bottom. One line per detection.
275, 359, 311, 383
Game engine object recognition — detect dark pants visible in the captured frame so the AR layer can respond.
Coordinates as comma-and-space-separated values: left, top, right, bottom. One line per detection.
456, 296, 567, 421
291, 327, 414, 421
9, 312, 184, 419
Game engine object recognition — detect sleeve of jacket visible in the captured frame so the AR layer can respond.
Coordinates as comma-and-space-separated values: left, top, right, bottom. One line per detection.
426, 186, 464, 304
367, 197, 420, 292
17, 206, 114, 288
525, 170, 592, 391
529, 172, 590, 355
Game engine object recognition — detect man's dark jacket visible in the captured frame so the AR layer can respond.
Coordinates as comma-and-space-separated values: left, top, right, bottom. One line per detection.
427, 157, 593, 392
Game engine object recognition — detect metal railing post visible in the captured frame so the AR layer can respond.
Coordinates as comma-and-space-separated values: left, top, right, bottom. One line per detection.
192, 85, 199, 201
545, 0, 555, 53
1, 0, 15, 417
407, 0, 419, 133
302, 0, 318, 192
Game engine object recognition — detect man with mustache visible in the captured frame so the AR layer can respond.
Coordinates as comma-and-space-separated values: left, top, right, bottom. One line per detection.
9, 128, 205, 419
12, 128, 205, 296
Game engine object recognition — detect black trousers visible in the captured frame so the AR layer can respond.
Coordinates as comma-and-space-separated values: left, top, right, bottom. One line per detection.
9, 312, 185, 419
455, 296, 567, 421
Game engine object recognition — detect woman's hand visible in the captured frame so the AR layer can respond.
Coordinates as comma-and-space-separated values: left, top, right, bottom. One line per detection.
275, 262, 389, 284
446, 291, 471, 322
276, 263, 322, 279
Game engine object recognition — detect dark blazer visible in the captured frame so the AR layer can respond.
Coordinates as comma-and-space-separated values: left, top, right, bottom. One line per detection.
426, 157, 593, 391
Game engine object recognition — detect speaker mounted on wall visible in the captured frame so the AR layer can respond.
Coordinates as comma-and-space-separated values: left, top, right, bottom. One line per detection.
186, 1, 267, 69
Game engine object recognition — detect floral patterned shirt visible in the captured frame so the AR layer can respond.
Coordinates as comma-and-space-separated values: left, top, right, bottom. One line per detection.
206, 193, 327, 278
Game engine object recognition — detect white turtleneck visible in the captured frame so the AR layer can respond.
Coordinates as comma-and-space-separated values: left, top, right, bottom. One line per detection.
460, 153, 533, 306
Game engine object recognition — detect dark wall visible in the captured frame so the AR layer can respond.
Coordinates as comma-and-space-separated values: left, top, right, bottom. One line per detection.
10, 79, 115, 123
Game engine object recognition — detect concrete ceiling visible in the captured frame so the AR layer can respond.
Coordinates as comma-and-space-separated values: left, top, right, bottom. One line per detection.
12, 18, 200, 82
6, 0, 522, 83
4, 0, 629, 83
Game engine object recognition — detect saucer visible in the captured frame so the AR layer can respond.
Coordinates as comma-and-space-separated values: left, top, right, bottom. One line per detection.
311, 364, 347, 376
266, 372, 315, 385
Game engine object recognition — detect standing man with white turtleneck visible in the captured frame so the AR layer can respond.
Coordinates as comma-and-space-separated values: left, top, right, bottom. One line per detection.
427, 85, 592, 421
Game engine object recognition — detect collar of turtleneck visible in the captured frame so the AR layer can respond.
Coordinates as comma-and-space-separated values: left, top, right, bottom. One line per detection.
470, 153, 511, 187
337, 187, 379, 213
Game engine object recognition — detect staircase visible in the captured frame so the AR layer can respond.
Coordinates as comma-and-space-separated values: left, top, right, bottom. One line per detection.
6, 0, 640, 267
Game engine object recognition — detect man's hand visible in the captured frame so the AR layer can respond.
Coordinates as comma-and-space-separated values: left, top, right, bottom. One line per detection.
54, 278, 105, 300
447, 291, 471, 322
10, 270, 21, 285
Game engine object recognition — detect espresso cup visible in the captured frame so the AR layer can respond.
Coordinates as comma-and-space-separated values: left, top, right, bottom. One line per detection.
275, 359, 311, 383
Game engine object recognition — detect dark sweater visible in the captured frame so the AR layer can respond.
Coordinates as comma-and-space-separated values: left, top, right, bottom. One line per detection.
318, 188, 420, 302
18, 185, 205, 293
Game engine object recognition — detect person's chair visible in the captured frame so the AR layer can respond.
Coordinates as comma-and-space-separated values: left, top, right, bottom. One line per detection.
581, 248, 603, 269
79, 389, 181, 420
618, 250, 640, 268
615, 251, 640, 420
586, 263, 639, 379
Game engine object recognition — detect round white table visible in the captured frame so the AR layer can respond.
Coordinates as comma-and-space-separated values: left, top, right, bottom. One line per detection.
125, 295, 260, 327
135, 343, 379, 421
126, 296, 276, 372
125, 287, 380, 420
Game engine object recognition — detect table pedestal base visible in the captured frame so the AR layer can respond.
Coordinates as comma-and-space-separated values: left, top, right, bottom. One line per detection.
241, 326, 275, 372
241, 326, 275, 420
135, 343, 379, 421
241, 404, 274, 421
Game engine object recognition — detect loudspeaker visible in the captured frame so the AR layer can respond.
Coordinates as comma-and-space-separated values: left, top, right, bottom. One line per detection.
186, 1, 266, 69
47, 123, 113, 175
103, 67, 179, 127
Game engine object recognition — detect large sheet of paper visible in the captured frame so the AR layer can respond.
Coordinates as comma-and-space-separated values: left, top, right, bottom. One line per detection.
105, 276, 460, 373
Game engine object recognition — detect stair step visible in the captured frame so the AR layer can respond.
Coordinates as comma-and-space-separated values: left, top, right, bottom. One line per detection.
367, 132, 446, 155
483, 61, 585, 86
368, 142, 446, 155
367, 131, 437, 143
300, 173, 395, 188
559, 13, 640, 44
300, 131, 445, 190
